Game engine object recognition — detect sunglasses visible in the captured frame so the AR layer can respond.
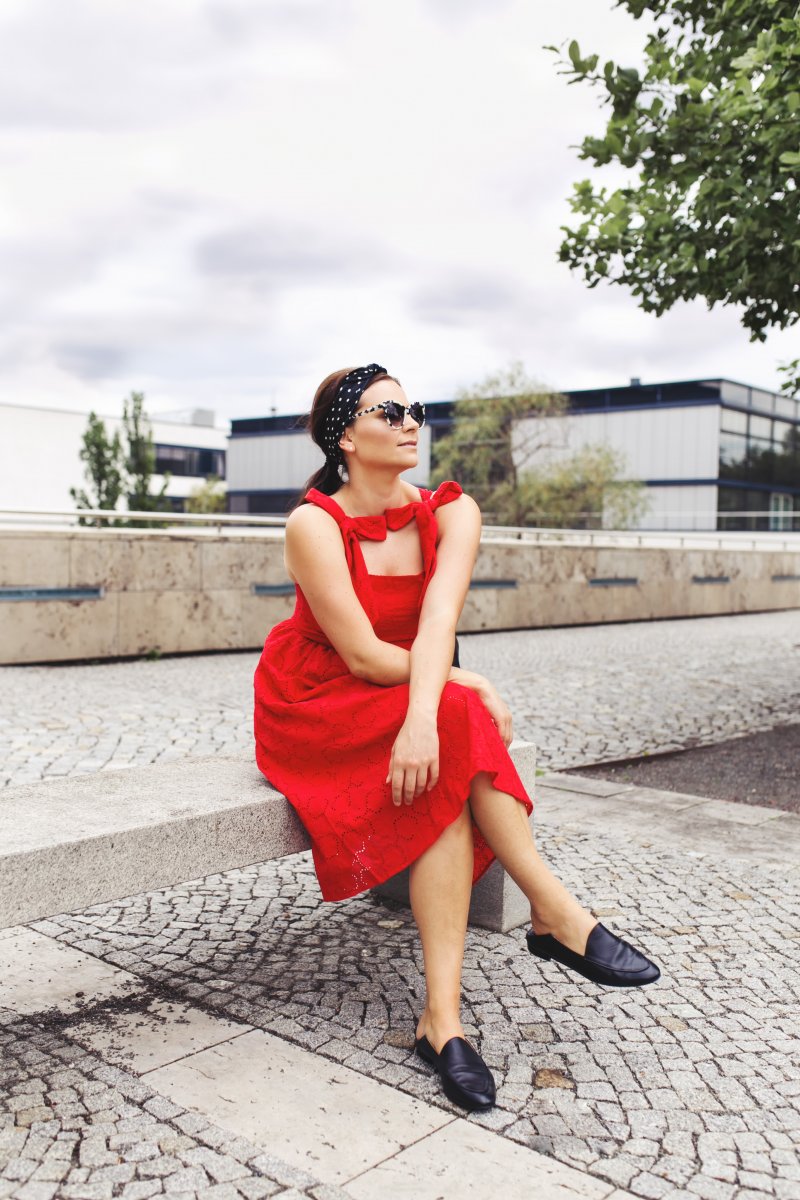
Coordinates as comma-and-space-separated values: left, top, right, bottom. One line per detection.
353, 400, 426, 429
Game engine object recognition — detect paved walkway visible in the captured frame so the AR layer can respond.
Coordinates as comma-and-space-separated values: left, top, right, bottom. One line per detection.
2, 610, 799, 1198
2, 772, 799, 1199
1, 611, 799, 787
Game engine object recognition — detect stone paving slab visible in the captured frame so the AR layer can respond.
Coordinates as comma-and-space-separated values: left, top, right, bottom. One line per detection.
0, 930, 146, 1017
145, 1029, 453, 1187
344, 1117, 617, 1200
534, 780, 800, 870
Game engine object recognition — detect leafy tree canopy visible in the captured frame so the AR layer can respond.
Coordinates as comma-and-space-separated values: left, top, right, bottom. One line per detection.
549, 0, 800, 392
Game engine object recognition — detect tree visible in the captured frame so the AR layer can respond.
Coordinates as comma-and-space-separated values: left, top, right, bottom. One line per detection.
431, 362, 570, 524
512, 444, 650, 529
549, 0, 800, 393
70, 412, 124, 525
431, 362, 649, 528
186, 475, 226, 515
122, 390, 171, 519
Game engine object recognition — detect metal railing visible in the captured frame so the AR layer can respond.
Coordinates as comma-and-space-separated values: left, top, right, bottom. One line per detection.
1, 507, 799, 552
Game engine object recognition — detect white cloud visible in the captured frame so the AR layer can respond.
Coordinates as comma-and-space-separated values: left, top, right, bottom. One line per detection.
0, 0, 796, 423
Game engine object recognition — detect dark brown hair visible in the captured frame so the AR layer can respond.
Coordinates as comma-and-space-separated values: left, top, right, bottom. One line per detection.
292, 366, 398, 507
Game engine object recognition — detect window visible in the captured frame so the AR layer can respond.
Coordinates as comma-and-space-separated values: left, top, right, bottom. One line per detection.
775, 395, 799, 420
717, 487, 769, 531
154, 445, 226, 479
749, 389, 775, 414
720, 408, 747, 435
770, 493, 794, 532
748, 414, 772, 441
718, 432, 748, 471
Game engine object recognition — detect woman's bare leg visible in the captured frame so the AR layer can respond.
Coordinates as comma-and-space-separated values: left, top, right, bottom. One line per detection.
409, 803, 474, 1053
468, 772, 597, 955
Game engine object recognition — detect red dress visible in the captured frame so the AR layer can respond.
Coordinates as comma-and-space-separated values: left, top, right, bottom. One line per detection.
253, 480, 532, 901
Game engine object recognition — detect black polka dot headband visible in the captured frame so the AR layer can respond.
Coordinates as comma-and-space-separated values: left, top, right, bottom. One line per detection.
322, 363, 389, 463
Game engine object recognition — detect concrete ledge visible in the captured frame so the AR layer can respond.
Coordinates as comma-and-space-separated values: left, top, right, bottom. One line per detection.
0, 743, 538, 931
0, 756, 310, 928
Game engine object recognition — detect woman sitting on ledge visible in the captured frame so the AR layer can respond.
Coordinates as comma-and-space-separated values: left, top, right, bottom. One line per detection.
254, 363, 659, 1113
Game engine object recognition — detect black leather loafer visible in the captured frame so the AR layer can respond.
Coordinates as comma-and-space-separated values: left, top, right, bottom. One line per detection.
526, 921, 660, 987
415, 1035, 496, 1111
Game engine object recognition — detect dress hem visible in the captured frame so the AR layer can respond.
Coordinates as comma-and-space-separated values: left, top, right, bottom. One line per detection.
309, 762, 533, 903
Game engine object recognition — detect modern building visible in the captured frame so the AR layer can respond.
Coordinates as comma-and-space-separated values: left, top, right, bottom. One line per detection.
0, 403, 227, 513
227, 377, 800, 531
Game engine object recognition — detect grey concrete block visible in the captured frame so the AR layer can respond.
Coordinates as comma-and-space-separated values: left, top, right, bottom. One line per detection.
0, 755, 310, 928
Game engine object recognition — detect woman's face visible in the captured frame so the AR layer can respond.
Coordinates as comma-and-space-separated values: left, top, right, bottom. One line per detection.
340, 378, 421, 469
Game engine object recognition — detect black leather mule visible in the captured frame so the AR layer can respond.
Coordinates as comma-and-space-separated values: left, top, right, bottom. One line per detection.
415, 1034, 496, 1111
526, 921, 660, 987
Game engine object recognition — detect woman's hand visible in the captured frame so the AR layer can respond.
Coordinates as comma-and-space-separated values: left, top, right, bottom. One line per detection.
449, 667, 513, 748
386, 715, 440, 806
476, 681, 513, 748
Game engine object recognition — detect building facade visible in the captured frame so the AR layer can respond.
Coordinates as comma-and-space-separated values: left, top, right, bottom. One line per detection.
227, 377, 800, 531
0, 403, 227, 513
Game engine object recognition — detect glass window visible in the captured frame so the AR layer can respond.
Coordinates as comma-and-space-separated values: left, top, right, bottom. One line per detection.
719, 432, 748, 468
748, 414, 772, 441
750, 389, 775, 414
717, 487, 770, 531
770, 493, 794, 531
775, 395, 799, 420
720, 381, 750, 405
720, 407, 747, 434
154, 445, 226, 479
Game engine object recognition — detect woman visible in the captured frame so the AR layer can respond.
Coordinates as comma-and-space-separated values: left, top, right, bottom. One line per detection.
254, 363, 659, 1113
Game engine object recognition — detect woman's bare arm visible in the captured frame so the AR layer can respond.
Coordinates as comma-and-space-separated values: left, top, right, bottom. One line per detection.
406, 493, 482, 717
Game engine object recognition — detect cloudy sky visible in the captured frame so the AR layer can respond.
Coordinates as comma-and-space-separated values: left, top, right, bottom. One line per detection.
1, 0, 796, 426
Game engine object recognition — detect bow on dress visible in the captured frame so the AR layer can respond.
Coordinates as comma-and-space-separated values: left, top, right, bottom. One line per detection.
348, 502, 425, 541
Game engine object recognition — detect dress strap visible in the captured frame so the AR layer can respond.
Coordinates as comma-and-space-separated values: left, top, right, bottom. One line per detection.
304, 488, 348, 526
427, 480, 463, 511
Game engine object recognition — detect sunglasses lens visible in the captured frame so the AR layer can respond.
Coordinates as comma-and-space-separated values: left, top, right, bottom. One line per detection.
409, 403, 426, 427
384, 402, 406, 428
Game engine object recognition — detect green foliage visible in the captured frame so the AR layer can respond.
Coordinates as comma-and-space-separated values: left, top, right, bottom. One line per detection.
548, 0, 800, 393
69, 411, 124, 526
432, 362, 648, 528
431, 363, 568, 525
186, 475, 226, 515
122, 390, 171, 522
514, 444, 650, 529
71, 392, 176, 527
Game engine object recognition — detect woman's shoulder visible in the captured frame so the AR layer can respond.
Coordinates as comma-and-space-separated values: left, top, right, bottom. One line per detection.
286, 495, 341, 537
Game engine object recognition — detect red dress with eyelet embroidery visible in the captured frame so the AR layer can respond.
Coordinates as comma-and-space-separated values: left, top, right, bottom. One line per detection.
253, 480, 533, 901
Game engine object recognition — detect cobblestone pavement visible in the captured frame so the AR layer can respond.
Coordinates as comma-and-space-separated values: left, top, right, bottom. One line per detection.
1, 610, 799, 787
4, 782, 799, 1200
2, 610, 800, 1199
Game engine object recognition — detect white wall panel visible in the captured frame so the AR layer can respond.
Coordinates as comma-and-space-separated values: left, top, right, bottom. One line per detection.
513, 404, 721, 481
635, 486, 718, 531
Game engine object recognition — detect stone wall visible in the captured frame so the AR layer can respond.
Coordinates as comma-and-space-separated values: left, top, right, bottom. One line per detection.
1, 527, 798, 664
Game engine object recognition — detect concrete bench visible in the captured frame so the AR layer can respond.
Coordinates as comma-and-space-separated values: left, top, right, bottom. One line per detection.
0, 743, 537, 934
